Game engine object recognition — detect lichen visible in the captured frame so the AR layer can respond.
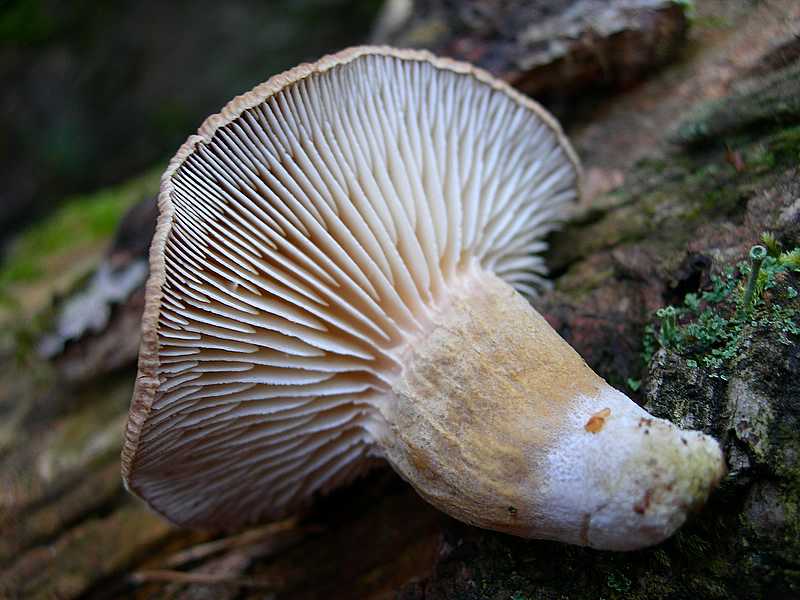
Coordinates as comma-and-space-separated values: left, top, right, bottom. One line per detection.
642, 240, 800, 380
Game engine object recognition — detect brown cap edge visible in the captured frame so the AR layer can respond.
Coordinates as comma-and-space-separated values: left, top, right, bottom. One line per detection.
120, 44, 582, 501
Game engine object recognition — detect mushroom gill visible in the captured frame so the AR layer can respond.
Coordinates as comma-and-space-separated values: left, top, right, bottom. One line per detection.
123, 46, 724, 550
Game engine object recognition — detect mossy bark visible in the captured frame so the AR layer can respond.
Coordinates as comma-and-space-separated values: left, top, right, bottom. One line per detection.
2, 1, 800, 599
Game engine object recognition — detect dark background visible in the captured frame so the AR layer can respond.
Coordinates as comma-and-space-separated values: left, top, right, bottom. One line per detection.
0, 0, 381, 245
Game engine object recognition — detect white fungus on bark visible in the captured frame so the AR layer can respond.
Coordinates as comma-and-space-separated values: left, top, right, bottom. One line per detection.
123, 46, 725, 550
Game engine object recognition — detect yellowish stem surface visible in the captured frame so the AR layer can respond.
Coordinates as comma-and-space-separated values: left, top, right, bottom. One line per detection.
380, 270, 725, 550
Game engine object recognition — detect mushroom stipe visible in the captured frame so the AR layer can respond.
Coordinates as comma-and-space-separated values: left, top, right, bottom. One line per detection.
122, 46, 725, 551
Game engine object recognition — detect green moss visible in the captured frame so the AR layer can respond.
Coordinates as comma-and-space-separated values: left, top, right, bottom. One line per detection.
692, 14, 730, 30
0, 167, 160, 304
626, 378, 642, 392
783, 488, 800, 564
634, 157, 670, 173
673, 62, 800, 145
762, 232, 782, 257
770, 125, 800, 158
671, 0, 695, 20
554, 119, 800, 279
607, 571, 632, 593
747, 126, 800, 173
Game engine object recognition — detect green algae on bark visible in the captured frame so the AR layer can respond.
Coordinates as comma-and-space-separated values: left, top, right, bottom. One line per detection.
0, 168, 160, 297
672, 61, 800, 145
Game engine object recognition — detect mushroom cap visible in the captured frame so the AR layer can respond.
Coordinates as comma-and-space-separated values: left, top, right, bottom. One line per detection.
122, 45, 580, 528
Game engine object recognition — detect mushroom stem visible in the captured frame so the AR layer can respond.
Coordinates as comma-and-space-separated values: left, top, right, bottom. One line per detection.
381, 268, 725, 551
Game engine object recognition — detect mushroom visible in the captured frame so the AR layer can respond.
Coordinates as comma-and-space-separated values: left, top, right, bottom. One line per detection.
122, 46, 725, 551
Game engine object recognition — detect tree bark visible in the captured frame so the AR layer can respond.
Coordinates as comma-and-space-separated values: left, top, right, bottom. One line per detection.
2, 1, 799, 599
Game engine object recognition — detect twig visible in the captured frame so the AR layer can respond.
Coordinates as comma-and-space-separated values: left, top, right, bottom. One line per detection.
162, 518, 302, 568
130, 568, 281, 590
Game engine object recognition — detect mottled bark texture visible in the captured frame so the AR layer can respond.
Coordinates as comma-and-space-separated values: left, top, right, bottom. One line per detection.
1, 1, 799, 599
371, 0, 689, 112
